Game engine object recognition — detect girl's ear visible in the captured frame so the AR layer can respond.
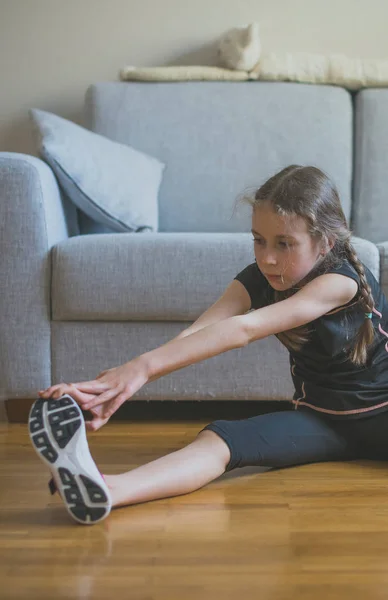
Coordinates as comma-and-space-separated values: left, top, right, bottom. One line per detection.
320, 236, 335, 256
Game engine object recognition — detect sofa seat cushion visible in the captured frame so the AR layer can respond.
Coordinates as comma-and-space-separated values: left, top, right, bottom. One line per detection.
51, 233, 379, 321
52, 232, 257, 320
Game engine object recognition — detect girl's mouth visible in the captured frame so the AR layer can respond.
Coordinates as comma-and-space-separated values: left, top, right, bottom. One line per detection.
266, 274, 282, 282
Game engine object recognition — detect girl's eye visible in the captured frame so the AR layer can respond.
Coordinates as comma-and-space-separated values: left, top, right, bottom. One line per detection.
252, 238, 291, 249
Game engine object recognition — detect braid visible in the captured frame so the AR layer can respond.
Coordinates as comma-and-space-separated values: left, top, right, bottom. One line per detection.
343, 239, 375, 365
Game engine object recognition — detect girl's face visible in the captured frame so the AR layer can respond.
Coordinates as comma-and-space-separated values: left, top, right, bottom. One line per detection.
251, 203, 327, 290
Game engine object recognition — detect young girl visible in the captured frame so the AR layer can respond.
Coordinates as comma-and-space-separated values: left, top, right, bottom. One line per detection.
30, 165, 388, 525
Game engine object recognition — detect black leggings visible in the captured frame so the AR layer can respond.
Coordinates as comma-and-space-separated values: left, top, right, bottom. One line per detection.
200, 408, 388, 472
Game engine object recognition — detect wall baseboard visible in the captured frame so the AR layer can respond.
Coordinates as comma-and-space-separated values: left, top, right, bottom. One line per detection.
5, 398, 292, 423
0, 400, 7, 422
5, 399, 35, 422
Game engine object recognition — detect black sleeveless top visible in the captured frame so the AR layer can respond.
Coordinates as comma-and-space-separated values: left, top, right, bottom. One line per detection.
234, 260, 388, 420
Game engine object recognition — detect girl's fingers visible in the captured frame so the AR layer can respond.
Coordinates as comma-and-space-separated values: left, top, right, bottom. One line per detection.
70, 382, 110, 394
38, 384, 62, 397
38, 381, 109, 399
38, 387, 97, 411
83, 388, 122, 411
85, 419, 99, 432
101, 391, 129, 419
39, 386, 69, 399
66, 389, 95, 406
38, 383, 75, 397
85, 412, 110, 432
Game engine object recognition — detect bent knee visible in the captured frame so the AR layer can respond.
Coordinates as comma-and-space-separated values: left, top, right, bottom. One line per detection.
196, 429, 231, 470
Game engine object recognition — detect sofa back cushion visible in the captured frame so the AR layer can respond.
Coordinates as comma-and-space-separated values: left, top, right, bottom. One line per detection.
85, 81, 353, 233
353, 89, 388, 244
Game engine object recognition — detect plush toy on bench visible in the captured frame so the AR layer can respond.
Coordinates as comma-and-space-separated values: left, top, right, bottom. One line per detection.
120, 22, 388, 90
218, 22, 388, 90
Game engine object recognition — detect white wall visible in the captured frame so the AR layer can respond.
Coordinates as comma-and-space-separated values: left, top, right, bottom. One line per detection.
1, 0, 388, 155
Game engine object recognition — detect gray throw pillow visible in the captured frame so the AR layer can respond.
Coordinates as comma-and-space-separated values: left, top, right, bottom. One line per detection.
29, 108, 165, 233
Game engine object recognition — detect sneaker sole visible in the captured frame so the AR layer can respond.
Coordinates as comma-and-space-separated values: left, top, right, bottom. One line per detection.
28, 394, 112, 525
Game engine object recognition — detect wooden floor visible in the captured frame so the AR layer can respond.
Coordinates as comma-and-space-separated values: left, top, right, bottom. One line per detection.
2, 417, 388, 600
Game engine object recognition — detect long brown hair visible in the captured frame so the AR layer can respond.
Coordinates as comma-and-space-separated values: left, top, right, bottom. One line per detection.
238, 165, 374, 365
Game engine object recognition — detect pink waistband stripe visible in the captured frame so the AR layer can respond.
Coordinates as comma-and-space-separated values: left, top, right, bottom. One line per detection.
291, 398, 388, 415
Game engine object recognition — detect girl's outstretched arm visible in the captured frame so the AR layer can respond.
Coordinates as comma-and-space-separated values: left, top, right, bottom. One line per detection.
38, 272, 356, 430
144, 272, 357, 379
142, 315, 248, 381
37, 280, 251, 429
38, 315, 248, 430
241, 272, 358, 344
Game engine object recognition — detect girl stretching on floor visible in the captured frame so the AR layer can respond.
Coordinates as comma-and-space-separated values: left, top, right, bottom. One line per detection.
30, 165, 388, 525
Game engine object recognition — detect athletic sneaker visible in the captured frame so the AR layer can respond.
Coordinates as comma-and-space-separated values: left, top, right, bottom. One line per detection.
28, 394, 112, 525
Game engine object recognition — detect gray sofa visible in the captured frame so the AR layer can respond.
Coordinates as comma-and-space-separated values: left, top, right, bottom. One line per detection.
1, 81, 388, 418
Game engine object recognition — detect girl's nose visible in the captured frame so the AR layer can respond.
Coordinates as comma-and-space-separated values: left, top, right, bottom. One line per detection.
262, 252, 277, 265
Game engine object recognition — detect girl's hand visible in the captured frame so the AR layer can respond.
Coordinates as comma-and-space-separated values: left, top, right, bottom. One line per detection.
38, 358, 149, 431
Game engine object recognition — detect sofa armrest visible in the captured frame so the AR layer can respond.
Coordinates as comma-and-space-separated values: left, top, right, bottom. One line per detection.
377, 241, 388, 299
0, 152, 78, 402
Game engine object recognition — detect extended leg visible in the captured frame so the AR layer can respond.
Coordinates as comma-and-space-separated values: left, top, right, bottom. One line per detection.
201, 409, 360, 471
105, 429, 231, 508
